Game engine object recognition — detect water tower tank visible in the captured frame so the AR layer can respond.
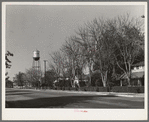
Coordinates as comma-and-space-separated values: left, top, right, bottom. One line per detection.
33, 50, 40, 61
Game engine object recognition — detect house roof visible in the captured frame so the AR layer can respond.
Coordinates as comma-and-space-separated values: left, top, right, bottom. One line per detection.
120, 72, 144, 79
132, 61, 144, 67
131, 72, 144, 79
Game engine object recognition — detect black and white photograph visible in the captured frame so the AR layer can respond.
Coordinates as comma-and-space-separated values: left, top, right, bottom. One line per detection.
2, 2, 148, 120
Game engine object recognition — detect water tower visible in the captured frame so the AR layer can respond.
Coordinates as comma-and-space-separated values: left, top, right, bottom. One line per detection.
32, 50, 41, 87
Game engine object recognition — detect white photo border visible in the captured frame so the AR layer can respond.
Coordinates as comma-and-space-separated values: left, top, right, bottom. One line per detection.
2, 2, 148, 120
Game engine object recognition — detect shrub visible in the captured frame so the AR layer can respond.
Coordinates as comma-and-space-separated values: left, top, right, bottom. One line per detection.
80, 86, 108, 92
98, 87, 108, 92
86, 86, 96, 91
111, 86, 128, 92
91, 72, 102, 86
64, 80, 72, 87
62, 87, 65, 91
68, 87, 71, 91
57, 87, 62, 90
111, 86, 144, 93
79, 87, 88, 91
107, 87, 110, 92
75, 87, 79, 91
65, 87, 71, 91
96, 87, 99, 92
84, 87, 87, 91
79, 81, 86, 87
128, 86, 144, 93
70, 87, 76, 91
136, 88, 141, 93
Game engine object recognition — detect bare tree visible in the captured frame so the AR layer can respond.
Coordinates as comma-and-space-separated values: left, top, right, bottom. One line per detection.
47, 14, 144, 88
14, 72, 25, 88
49, 62, 60, 81
87, 18, 116, 87
5, 51, 13, 69
61, 37, 87, 87
25, 68, 43, 88
50, 51, 67, 80
112, 14, 144, 85
74, 27, 95, 85
5, 51, 14, 81
74, 14, 144, 87
73, 19, 114, 87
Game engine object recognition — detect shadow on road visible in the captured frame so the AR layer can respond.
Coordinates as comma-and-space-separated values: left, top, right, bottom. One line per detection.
6, 94, 118, 108
6, 89, 32, 96
6, 93, 32, 96
6, 89, 32, 93
6, 89, 144, 108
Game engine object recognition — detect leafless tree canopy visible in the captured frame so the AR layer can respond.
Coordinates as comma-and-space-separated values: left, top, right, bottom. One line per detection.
49, 14, 144, 87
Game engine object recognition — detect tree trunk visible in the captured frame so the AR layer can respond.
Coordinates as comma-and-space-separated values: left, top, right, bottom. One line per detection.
101, 71, 107, 87
88, 63, 92, 86
138, 79, 141, 86
120, 80, 123, 86
102, 80, 106, 87
127, 77, 131, 86
128, 63, 131, 86
70, 76, 73, 87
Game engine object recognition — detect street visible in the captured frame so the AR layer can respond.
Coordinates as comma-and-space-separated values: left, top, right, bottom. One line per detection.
6, 88, 144, 108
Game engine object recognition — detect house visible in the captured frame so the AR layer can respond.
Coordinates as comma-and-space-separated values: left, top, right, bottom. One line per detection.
131, 61, 144, 86
120, 61, 144, 86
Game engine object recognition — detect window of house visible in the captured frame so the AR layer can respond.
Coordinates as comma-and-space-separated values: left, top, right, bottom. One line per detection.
136, 67, 139, 69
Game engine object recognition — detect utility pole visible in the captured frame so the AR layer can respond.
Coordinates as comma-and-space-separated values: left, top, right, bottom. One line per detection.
44, 60, 47, 85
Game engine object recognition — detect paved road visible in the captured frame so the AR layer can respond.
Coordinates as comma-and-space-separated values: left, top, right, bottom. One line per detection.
6, 88, 144, 108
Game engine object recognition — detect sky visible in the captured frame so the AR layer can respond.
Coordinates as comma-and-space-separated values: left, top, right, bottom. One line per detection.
5, 3, 145, 81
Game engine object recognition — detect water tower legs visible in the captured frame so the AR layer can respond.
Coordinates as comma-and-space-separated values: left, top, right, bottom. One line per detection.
32, 60, 42, 88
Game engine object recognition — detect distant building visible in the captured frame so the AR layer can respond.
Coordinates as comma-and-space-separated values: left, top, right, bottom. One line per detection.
131, 61, 144, 86
120, 61, 144, 86
131, 61, 144, 73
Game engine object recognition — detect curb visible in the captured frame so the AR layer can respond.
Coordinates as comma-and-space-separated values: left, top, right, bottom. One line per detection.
113, 94, 144, 98
10, 88, 144, 98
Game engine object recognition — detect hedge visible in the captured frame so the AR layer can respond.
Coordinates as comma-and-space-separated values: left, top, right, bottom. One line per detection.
53, 86, 144, 93
128, 87, 144, 93
78, 87, 108, 92
111, 86, 144, 93
80, 87, 96, 92
111, 86, 128, 92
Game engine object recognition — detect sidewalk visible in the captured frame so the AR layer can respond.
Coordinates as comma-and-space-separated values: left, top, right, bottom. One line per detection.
109, 92, 144, 98
18, 88, 144, 98
59, 90, 144, 98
